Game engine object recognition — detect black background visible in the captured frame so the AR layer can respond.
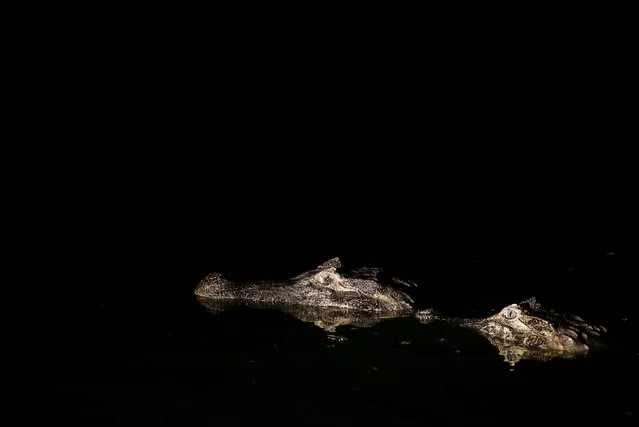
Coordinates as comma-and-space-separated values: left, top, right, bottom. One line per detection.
42, 141, 632, 316
18, 11, 637, 425
33, 50, 634, 359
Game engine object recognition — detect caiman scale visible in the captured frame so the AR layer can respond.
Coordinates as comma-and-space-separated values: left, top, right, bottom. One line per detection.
196, 259, 607, 363
417, 297, 606, 364
195, 257, 415, 314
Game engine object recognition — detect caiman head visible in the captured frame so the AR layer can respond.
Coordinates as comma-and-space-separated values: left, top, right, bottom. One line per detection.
416, 297, 607, 365
195, 257, 416, 314
468, 297, 605, 349
463, 297, 606, 363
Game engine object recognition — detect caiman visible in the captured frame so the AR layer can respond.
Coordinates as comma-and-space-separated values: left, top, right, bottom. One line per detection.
196, 260, 607, 362
416, 297, 607, 364
195, 257, 415, 316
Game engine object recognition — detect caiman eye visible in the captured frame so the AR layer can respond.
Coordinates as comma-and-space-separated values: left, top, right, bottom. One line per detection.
503, 309, 517, 319
319, 273, 337, 286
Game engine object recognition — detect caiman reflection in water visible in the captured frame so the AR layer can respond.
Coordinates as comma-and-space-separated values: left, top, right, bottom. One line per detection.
197, 298, 411, 333
417, 297, 607, 365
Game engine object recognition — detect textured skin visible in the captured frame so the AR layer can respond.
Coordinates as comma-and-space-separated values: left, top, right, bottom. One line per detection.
194, 257, 415, 314
416, 297, 606, 364
196, 261, 607, 363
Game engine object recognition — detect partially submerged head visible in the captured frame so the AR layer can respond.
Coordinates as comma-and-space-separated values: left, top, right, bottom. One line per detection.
195, 257, 416, 314
467, 297, 606, 354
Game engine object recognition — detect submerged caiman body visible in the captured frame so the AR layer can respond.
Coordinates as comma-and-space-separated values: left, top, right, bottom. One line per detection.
195, 257, 415, 315
417, 297, 607, 364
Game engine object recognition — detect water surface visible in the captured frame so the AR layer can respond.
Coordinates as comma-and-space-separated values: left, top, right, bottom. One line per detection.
46, 283, 636, 426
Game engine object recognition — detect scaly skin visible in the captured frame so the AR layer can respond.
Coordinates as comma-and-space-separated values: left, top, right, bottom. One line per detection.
195, 257, 415, 314
197, 261, 607, 363
416, 297, 606, 364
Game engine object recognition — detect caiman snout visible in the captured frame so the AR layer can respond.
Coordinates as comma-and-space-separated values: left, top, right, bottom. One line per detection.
194, 272, 235, 299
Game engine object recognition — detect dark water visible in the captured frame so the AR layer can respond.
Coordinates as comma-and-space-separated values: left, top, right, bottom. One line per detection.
41, 254, 636, 426
22, 53, 634, 425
